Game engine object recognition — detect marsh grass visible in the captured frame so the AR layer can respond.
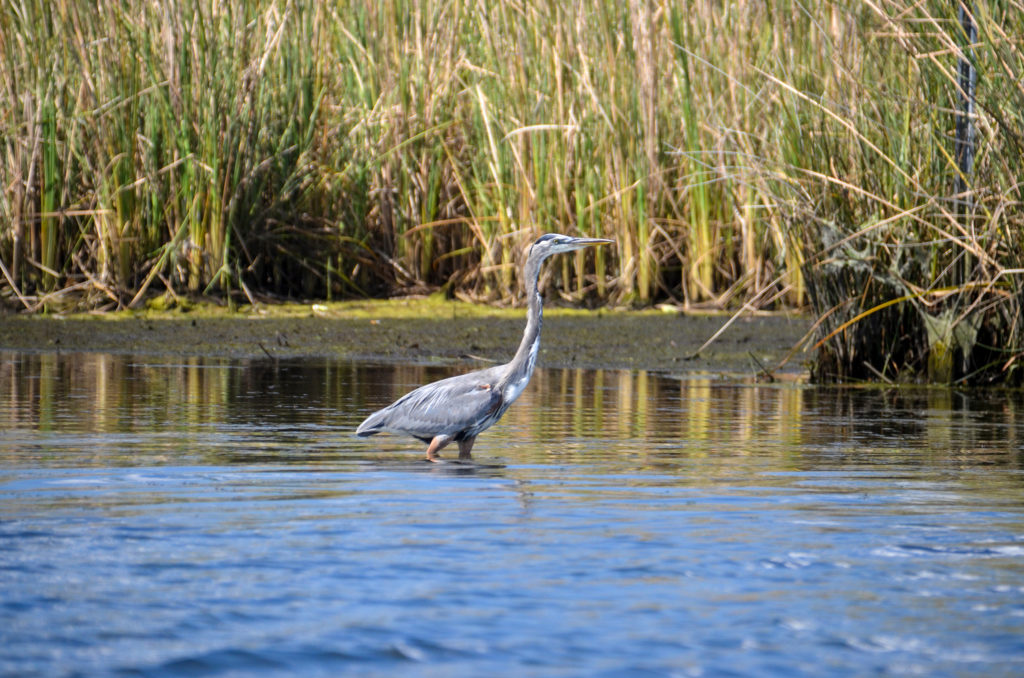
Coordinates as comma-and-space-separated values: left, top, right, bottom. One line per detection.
1, 1, 1022, 383
790, 2, 1024, 384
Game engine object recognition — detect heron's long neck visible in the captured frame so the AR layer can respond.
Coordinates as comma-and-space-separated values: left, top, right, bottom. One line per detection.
502, 254, 545, 388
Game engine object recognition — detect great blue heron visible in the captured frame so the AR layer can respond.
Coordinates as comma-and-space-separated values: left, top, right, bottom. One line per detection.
356, 233, 612, 462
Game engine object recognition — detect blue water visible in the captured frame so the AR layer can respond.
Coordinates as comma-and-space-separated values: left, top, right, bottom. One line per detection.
2, 353, 1023, 677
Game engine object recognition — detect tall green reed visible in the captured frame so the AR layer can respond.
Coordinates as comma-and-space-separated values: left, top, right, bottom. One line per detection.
0, 0, 809, 309
1, 1, 329, 307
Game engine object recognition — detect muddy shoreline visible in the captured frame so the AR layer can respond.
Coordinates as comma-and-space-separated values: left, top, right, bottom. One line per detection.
0, 300, 811, 378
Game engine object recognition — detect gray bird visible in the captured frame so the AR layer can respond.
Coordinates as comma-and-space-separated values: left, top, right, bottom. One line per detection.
356, 233, 612, 462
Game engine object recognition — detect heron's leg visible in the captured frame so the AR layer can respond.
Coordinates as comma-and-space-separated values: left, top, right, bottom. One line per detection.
457, 436, 476, 460
425, 435, 452, 462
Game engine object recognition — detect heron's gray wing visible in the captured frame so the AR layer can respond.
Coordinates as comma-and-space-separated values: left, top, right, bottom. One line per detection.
357, 367, 503, 440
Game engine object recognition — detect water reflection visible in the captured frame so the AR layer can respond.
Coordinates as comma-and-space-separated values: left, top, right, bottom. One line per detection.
3, 351, 1024, 677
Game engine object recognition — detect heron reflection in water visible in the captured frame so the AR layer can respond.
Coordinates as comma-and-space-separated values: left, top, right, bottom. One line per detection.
357, 233, 613, 462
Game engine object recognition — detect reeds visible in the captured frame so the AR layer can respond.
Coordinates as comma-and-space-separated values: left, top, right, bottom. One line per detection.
1, 1, 331, 307
1, 1, 1022, 382
790, 1, 1024, 385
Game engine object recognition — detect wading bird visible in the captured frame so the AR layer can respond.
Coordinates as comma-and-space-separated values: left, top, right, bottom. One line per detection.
356, 233, 613, 462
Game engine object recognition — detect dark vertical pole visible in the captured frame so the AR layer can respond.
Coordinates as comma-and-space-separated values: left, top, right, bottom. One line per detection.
954, 2, 977, 214
954, 2, 978, 379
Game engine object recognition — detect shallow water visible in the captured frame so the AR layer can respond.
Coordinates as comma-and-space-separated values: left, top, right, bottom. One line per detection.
2, 352, 1023, 677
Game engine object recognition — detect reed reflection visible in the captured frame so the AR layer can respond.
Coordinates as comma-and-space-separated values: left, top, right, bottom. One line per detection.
2, 353, 1022, 473
511, 369, 808, 447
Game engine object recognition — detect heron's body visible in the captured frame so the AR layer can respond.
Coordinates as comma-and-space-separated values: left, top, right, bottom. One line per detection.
356, 233, 611, 461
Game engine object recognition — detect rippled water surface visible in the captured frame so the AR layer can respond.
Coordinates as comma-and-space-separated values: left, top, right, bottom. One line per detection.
2, 352, 1024, 677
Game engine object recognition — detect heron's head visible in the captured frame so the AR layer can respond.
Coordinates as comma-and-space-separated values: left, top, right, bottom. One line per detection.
530, 233, 614, 259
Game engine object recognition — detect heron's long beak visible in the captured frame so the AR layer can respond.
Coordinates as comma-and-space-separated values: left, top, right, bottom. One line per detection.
568, 237, 614, 249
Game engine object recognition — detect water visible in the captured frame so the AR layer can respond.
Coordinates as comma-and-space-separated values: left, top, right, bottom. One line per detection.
2, 352, 1023, 677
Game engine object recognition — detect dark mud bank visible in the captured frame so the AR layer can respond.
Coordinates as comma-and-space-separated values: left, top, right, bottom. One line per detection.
0, 303, 810, 378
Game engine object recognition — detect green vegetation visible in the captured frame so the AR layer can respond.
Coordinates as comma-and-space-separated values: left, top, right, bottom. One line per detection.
1, 1, 1022, 384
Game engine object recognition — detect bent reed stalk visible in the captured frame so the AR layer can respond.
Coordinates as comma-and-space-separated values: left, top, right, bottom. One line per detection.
1, 1, 1022, 384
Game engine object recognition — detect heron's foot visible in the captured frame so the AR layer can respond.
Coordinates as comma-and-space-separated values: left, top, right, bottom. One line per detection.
424, 435, 453, 463
426, 458, 473, 466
